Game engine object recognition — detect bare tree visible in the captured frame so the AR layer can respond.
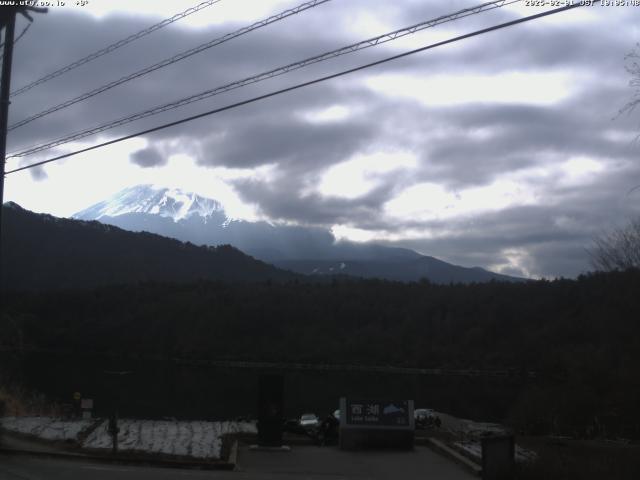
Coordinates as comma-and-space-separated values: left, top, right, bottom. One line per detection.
620, 43, 640, 116
588, 217, 640, 271
592, 46, 640, 271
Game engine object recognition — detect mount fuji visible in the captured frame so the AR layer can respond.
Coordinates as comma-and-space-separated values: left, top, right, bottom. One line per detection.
75, 184, 227, 224
73, 185, 523, 284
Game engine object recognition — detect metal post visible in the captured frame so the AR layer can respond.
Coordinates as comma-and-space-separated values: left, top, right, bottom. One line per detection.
104, 370, 132, 454
108, 411, 119, 454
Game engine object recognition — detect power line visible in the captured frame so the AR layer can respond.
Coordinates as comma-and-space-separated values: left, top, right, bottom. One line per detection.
9, 0, 224, 98
5, 2, 587, 176
8, 0, 520, 157
8, 0, 332, 131
7, 0, 507, 137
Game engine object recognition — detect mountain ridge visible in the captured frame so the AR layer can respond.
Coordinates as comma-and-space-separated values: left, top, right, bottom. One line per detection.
71, 185, 525, 284
1, 202, 299, 291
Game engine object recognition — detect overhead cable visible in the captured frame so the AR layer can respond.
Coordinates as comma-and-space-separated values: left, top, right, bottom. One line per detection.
10, 0, 224, 97
5, 3, 587, 176
8, 0, 520, 156
8, 0, 332, 130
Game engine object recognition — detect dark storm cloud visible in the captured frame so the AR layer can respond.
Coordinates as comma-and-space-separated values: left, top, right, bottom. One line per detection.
233, 178, 378, 225
12, 2, 640, 277
221, 85, 639, 234
198, 111, 375, 169
376, 158, 640, 278
377, 206, 595, 279
16, 157, 48, 181
8, 2, 629, 155
28, 165, 48, 181
6, 5, 360, 151
233, 168, 409, 226
130, 146, 166, 168
413, 99, 639, 189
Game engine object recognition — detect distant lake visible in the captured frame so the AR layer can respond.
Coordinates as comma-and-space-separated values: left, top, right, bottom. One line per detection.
3, 352, 526, 423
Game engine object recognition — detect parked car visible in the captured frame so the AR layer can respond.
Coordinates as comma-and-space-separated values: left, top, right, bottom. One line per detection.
414, 408, 440, 429
299, 413, 320, 430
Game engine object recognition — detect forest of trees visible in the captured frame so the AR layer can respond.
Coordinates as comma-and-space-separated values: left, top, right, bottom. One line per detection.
2, 269, 640, 438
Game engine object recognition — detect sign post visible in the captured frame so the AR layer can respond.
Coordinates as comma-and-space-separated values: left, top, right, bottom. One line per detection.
339, 398, 414, 450
80, 398, 93, 419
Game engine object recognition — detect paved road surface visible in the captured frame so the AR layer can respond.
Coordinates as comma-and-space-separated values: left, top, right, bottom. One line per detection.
0, 433, 65, 454
0, 455, 224, 480
0, 445, 475, 479
237, 444, 476, 479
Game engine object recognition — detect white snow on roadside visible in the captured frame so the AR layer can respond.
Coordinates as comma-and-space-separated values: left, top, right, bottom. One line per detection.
1, 416, 257, 460
0, 416, 94, 441
436, 412, 537, 465
82, 419, 256, 460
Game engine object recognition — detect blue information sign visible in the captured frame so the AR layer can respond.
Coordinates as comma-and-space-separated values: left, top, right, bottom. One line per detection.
345, 399, 410, 427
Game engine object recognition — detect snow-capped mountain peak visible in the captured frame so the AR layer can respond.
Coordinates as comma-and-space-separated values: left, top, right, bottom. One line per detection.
73, 185, 228, 224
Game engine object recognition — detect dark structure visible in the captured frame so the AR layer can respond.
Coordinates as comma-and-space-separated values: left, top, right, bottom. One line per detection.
481, 434, 515, 480
257, 374, 284, 446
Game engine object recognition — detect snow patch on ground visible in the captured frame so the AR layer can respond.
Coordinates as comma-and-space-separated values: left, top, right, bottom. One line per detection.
83, 419, 257, 459
1, 416, 256, 460
436, 412, 537, 464
0, 416, 94, 441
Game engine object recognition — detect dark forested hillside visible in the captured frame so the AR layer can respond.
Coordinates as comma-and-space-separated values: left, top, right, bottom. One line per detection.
2, 203, 640, 438
2, 270, 640, 437
0, 203, 298, 290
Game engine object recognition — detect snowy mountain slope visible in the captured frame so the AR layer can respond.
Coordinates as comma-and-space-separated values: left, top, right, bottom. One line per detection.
74, 185, 228, 224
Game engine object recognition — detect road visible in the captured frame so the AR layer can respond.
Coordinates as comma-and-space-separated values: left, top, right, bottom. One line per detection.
0, 445, 476, 479
0, 455, 226, 480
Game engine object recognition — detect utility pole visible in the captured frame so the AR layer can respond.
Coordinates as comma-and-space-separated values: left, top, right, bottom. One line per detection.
0, 6, 46, 295
0, 8, 17, 296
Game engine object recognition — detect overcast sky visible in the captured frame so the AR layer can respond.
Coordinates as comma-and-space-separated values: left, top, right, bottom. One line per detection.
3, 0, 640, 278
